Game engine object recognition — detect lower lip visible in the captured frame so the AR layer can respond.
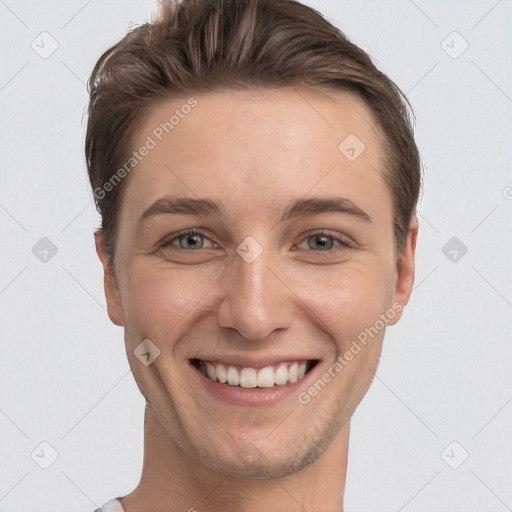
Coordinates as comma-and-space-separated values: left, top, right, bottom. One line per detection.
189, 360, 320, 407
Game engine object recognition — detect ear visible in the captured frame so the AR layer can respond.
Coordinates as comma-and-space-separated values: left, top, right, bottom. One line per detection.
388, 215, 419, 326
94, 230, 125, 326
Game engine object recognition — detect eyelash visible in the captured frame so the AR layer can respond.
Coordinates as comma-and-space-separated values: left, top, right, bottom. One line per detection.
158, 228, 353, 252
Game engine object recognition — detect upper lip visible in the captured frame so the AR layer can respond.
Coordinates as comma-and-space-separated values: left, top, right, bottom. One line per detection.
189, 355, 319, 369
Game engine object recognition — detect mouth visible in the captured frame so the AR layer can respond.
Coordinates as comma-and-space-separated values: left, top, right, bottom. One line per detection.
190, 358, 320, 389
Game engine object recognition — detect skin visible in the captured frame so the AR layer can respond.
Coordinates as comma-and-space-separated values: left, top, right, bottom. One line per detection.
95, 86, 418, 512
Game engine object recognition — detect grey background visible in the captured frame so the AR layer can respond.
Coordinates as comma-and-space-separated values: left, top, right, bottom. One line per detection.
1, 0, 511, 510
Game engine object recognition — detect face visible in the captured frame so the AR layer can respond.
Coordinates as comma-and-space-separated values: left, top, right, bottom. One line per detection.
96, 87, 417, 478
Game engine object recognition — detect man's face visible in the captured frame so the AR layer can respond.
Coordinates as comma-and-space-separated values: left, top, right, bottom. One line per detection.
97, 87, 416, 478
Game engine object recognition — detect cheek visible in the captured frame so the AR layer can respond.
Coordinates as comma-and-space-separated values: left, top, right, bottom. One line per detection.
295, 262, 390, 413
293, 259, 394, 345
120, 263, 221, 342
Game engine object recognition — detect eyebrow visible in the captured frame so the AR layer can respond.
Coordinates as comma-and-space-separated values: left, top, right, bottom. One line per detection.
281, 196, 371, 223
139, 196, 223, 225
137, 195, 372, 231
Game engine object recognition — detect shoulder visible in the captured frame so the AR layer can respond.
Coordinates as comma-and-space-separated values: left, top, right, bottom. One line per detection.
93, 498, 125, 512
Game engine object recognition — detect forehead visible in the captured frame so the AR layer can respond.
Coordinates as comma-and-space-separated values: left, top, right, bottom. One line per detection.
121, 86, 389, 225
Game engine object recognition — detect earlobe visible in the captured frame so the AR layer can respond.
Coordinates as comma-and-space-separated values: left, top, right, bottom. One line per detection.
389, 215, 419, 326
94, 230, 125, 327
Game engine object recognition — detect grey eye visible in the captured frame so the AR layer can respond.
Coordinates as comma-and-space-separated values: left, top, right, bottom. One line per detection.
178, 233, 204, 250
306, 234, 335, 250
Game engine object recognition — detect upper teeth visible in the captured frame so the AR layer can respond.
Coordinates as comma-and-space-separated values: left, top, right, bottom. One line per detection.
198, 361, 309, 388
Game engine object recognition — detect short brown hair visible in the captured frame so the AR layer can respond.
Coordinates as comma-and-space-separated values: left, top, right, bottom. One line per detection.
85, 0, 421, 266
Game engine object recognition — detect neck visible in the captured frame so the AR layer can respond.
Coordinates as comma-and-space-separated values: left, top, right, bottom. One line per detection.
121, 404, 349, 512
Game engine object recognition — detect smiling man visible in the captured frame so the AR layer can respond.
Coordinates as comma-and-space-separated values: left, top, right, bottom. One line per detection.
87, 1, 421, 511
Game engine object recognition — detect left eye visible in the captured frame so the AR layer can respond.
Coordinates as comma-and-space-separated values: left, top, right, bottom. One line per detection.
160, 230, 215, 251
297, 232, 350, 251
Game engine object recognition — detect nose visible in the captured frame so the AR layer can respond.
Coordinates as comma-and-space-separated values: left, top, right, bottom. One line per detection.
217, 248, 294, 341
